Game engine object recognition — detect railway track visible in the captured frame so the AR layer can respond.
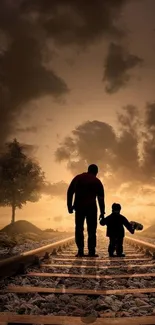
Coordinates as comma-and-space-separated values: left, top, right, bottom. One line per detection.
1, 234, 155, 324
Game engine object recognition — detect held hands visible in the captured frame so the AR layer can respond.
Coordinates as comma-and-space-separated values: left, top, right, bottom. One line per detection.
99, 212, 105, 226
100, 212, 105, 218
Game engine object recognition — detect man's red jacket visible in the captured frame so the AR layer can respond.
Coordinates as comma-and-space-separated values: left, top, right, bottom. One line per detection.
67, 172, 105, 213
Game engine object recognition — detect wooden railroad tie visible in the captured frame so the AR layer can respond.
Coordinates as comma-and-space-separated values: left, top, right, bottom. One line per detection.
26, 271, 155, 279
1, 314, 155, 325
41, 263, 155, 269
3, 286, 155, 295
50, 256, 149, 262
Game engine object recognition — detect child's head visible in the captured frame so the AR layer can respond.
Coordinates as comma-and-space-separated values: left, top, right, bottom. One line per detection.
112, 203, 121, 213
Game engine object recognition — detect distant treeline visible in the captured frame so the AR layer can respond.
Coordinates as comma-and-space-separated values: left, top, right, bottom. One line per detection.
43, 228, 59, 232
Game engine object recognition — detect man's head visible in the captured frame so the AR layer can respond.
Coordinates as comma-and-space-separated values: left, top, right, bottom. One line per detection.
88, 164, 98, 176
112, 203, 121, 213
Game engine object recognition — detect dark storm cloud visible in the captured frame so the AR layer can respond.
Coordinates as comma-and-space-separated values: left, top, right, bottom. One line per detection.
142, 103, 155, 180
0, 0, 140, 147
103, 43, 143, 93
55, 136, 77, 162
55, 103, 155, 192
114, 105, 141, 180
56, 121, 116, 164
21, 0, 126, 46
42, 181, 68, 199
144, 102, 155, 129
0, 0, 68, 147
55, 114, 140, 183
117, 105, 140, 131
67, 160, 88, 176
22, 0, 144, 96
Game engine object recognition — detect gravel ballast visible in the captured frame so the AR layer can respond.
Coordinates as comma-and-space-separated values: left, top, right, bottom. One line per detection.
1, 292, 155, 317
0, 234, 72, 257
1, 235, 155, 318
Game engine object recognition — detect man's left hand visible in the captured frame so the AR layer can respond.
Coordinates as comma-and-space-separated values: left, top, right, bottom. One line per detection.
99, 213, 105, 225
68, 206, 74, 214
99, 212, 105, 219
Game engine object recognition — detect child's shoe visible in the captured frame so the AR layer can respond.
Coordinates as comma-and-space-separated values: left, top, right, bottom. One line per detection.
88, 249, 99, 257
109, 253, 117, 257
117, 253, 125, 257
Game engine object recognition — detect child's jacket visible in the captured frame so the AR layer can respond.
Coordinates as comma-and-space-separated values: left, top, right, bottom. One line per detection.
100, 212, 134, 238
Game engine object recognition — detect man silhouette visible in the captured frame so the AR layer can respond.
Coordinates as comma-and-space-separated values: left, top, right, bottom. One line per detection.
67, 164, 105, 257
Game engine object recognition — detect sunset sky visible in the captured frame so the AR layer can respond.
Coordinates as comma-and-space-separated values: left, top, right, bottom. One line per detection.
0, 0, 155, 230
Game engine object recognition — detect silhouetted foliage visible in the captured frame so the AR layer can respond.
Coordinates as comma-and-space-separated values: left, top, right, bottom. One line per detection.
0, 139, 45, 223
43, 228, 56, 233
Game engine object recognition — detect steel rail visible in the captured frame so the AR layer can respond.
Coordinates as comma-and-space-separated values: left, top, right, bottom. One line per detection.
41, 262, 155, 269
0, 236, 74, 278
27, 271, 155, 279
3, 285, 155, 295
125, 236, 155, 256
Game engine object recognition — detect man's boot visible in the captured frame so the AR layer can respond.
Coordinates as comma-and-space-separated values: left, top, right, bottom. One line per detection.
75, 249, 85, 257
88, 249, 98, 257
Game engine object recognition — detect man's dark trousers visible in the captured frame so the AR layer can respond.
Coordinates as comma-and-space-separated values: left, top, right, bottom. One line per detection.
75, 207, 97, 254
108, 237, 123, 256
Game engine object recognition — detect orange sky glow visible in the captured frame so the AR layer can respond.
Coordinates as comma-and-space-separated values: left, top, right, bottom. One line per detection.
0, 0, 155, 231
